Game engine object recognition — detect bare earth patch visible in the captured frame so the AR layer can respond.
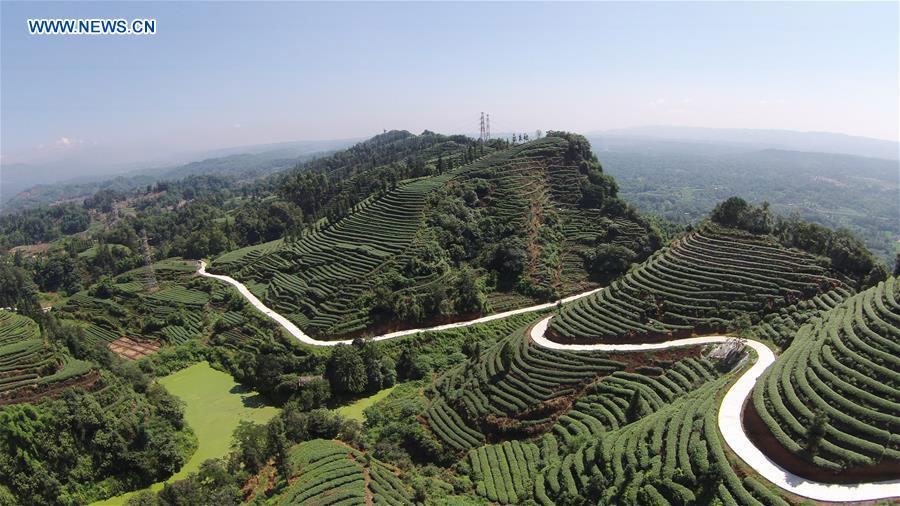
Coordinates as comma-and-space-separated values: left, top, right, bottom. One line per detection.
108, 337, 161, 360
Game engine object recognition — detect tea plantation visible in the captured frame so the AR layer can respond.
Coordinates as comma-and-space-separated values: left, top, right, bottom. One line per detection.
751, 277, 900, 480
549, 223, 852, 343
0, 309, 92, 402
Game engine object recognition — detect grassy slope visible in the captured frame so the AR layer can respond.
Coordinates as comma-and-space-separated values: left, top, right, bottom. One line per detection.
336, 385, 397, 422
93, 362, 279, 505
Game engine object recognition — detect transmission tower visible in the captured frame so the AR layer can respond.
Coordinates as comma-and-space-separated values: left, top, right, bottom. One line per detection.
486, 114, 491, 141
479, 112, 486, 142
141, 230, 159, 292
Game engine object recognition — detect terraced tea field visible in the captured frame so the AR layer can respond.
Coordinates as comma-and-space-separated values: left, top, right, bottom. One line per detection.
57, 259, 237, 349
0, 310, 93, 403
213, 176, 452, 336
449, 137, 657, 298
270, 439, 414, 505
549, 223, 850, 343
422, 319, 790, 505
751, 277, 900, 481
200, 233, 900, 503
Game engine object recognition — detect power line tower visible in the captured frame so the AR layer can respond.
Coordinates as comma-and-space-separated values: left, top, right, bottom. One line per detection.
141, 230, 159, 292
479, 112, 486, 142
486, 114, 491, 141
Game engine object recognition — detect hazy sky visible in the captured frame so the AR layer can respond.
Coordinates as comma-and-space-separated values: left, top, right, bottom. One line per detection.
2, 1, 898, 165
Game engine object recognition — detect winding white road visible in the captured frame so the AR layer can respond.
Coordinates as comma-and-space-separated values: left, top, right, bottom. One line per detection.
197, 261, 900, 502
197, 261, 601, 346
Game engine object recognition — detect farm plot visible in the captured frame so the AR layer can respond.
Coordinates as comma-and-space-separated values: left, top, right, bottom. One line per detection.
549, 223, 850, 343
535, 373, 786, 506
271, 439, 414, 506
0, 310, 93, 402
424, 324, 627, 450
107, 337, 160, 360
469, 440, 541, 504
423, 322, 714, 454
750, 276, 900, 481
57, 259, 225, 347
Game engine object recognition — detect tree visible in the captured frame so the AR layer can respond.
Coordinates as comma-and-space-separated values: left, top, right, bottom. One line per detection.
397, 345, 429, 381
0, 262, 39, 313
491, 238, 527, 289
454, 266, 487, 314
325, 344, 367, 395
295, 377, 331, 410
710, 197, 773, 234
354, 339, 385, 392
586, 244, 635, 280
626, 389, 650, 422
267, 417, 292, 481
232, 421, 268, 473
579, 169, 619, 209
805, 409, 829, 455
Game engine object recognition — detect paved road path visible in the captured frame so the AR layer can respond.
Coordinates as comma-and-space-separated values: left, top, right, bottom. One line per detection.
197, 261, 601, 346
198, 260, 900, 502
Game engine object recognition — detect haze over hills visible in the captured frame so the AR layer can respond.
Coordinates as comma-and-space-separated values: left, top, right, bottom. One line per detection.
594, 126, 900, 160
0, 138, 357, 212
589, 133, 900, 265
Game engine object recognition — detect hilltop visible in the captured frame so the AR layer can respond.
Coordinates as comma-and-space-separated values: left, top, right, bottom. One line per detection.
210, 131, 662, 338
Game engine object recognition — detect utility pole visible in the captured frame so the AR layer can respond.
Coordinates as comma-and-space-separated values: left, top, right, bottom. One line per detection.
479, 112, 486, 142
141, 230, 158, 292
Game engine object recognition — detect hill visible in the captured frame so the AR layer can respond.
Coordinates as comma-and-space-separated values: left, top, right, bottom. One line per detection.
211, 132, 660, 338
420, 315, 783, 505
749, 277, 900, 482
411, 201, 891, 505
3, 130, 896, 506
547, 222, 854, 344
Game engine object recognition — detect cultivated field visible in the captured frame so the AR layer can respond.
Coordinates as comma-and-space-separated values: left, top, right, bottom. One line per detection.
750, 277, 900, 481
0, 310, 93, 403
549, 223, 850, 343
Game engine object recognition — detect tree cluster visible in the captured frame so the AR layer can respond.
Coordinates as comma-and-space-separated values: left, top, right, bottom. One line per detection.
324, 339, 397, 396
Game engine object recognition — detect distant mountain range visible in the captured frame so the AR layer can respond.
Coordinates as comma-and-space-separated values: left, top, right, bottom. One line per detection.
0, 138, 358, 212
587, 133, 899, 265
592, 126, 899, 160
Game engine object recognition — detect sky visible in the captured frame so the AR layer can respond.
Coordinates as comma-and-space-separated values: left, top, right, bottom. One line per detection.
1, 1, 898, 167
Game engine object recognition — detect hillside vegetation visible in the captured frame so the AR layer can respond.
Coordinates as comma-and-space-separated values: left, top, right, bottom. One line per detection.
213, 132, 660, 337
2, 130, 897, 506
419, 317, 784, 505
0, 310, 92, 402
548, 198, 884, 345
